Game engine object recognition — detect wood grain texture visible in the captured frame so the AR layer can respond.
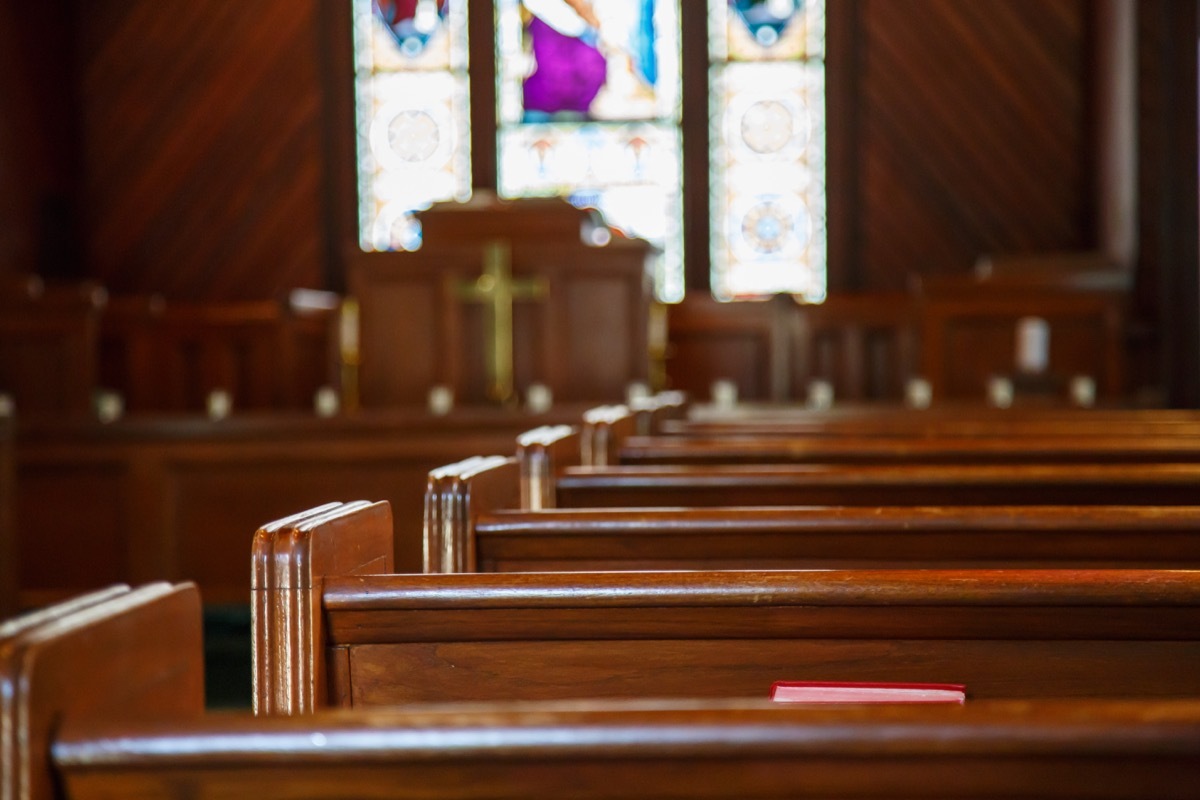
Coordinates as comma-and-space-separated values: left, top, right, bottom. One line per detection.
75, 0, 328, 300
315, 569, 1200, 705
554, 462, 1200, 508
856, 0, 1088, 288
52, 700, 1200, 799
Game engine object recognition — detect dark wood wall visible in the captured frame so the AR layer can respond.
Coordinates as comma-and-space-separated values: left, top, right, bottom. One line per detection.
0, 2, 1195, 351
850, 0, 1089, 289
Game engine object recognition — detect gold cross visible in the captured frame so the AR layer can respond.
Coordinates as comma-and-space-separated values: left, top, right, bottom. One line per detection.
455, 240, 548, 404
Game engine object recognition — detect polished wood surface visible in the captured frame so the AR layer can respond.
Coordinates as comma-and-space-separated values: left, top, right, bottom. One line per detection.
14, 408, 585, 606
473, 505, 1200, 573
618, 433, 1200, 465
0, 583, 203, 800
317, 568, 1200, 705
429, 446, 1200, 572
252, 500, 393, 715
349, 202, 652, 408
252, 500, 1200, 709
52, 699, 1200, 800
554, 462, 1200, 508
9, 585, 1200, 800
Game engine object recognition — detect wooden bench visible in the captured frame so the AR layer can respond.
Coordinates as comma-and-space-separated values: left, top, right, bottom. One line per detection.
661, 406, 1200, 438
12, 585, 1200, 800
617, 433, 1200, 465
255, 502, 1200, 714
422, 455, 1200, 573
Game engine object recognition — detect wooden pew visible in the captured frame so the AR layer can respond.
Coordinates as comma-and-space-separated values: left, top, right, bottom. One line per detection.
617, 433, 1200, 465
13, 586, 1200, 800
423, 455, 1200, 573
255, 502, 1200, 714
514, 420, 1200, 507
662, 406, 1200, 438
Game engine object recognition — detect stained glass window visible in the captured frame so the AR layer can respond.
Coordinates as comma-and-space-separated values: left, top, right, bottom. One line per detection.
354, 0, 471, 251
710, 0, 827, 301
496, 0, 684, 301
352, 0, 827, 303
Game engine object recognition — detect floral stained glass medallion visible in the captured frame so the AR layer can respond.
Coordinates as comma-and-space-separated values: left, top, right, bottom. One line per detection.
710, 0, 826, 301
496, 0, 684, 301
355, 0, 471, 251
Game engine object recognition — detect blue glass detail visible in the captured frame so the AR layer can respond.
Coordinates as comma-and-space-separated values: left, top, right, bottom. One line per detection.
374, 0, 447, 58
731, 0, 801, 48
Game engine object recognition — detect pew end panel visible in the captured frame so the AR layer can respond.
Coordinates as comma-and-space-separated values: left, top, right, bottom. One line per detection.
252, 501, 393, 715
423, 456, 518, 573
0, 582, 203, 800
515, 424, 579, 510
581, 404, 637, 467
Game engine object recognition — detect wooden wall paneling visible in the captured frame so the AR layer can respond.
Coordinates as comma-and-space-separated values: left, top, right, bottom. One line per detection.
790, 293, 918, 402
857, 0, 1089, 289
665, 296, 782, 402
76, 0, 328, 300
14, 411, 595, 606
918, 291, 1126, 401
0, 283, 104, 419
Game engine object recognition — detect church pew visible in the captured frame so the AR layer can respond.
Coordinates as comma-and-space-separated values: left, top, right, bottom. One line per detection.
52, 700, 1200, 800
13, 586, 1200, 800
661, 406, 1200, 439
254, 502, 1200, 714
616, 433, 1200, 465
422, 455, 1200, 574
555, 462, 1200, 507
516, 421, 1200, 507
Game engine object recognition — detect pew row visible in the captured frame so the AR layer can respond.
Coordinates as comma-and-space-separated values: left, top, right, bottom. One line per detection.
9, 585, 1200, 799
254, 502, 1200, 716
517, 421, 1200, 508
422, 456, 1200, 573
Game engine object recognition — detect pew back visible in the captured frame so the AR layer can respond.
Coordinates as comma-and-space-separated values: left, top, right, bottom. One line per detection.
13, 583, 1200, 800
317, 568, 1200, 706
430, 451, 1200, 572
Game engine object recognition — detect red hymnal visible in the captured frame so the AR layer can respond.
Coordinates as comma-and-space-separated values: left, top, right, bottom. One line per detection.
770, 681, 966, 704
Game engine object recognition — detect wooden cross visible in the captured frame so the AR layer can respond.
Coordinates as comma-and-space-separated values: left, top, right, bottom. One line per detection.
455, 240, 548, 404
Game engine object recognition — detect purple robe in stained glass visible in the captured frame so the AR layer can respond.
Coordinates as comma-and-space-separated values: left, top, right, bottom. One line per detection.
523, 16, 607, 116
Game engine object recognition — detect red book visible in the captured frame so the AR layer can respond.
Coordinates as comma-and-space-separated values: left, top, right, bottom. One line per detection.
770, 681, 966, 704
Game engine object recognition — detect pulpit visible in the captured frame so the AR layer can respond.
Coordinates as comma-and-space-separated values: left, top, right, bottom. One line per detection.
348, 196, 653, 407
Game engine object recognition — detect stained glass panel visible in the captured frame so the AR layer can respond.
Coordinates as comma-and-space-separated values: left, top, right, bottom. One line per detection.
355, 0, 471, 251
496, 0, 684, 301
709, 0, 826, 301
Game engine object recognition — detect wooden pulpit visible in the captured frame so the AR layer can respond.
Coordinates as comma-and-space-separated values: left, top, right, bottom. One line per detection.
348, 196, 653, 407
